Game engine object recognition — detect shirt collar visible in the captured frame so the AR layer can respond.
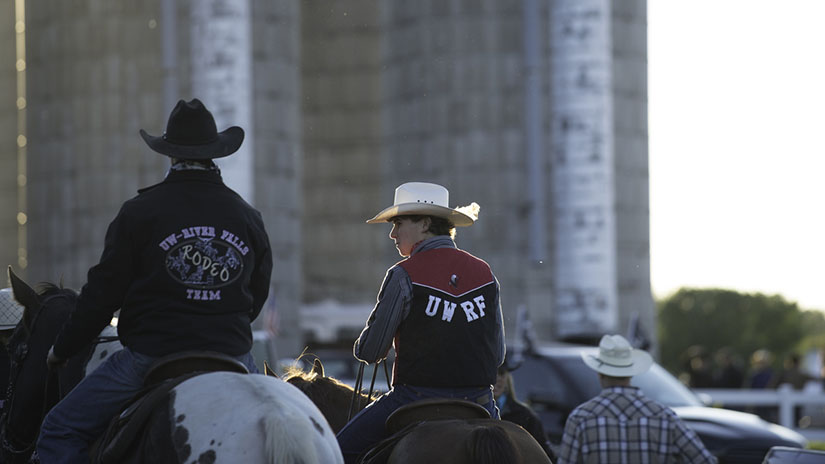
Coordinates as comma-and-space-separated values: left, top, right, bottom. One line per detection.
410, 235, 456, 256
163, 168, 223, 184
603, 385, 642, 395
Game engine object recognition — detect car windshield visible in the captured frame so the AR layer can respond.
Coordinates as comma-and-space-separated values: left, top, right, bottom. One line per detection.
513, 351, 703, 409
552, 353, 703, 407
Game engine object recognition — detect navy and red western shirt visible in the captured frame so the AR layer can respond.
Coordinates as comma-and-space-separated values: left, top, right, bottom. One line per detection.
394, 246, 500, 387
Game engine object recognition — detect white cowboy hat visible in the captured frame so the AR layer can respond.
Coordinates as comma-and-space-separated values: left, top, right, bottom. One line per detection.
581, 334, 653, 377
366, 182, 479, 227
0, 287, 25, 329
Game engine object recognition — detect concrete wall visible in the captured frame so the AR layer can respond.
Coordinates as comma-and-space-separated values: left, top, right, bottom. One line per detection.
21, 0, 303, 355
379, 0, 552, 339
10, 0, 651, 357
301, 0, 386, 307
297, 0, 651, 348
0, 2, 19, 283
612, 0, 654, 347
25, 0, 167, 285
251, 0, 303, 355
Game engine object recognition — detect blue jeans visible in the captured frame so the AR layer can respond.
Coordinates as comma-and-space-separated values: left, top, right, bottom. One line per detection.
336, 384, 498, 464
36, 348, 257, 464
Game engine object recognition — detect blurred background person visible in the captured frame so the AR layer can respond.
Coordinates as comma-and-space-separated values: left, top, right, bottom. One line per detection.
494, 364, 555, 460
771, 353, 814, 390
746, 349, 777, 422
747, 349, 775, 389
712, 347, 745, 389
684, 345, 714, 388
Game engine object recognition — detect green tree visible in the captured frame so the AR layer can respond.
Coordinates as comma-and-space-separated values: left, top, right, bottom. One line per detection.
797, 309, 825, 354
657, 288, 805, 377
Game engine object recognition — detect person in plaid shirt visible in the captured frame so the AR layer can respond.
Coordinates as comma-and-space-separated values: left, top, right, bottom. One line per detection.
558, 334, 717, 464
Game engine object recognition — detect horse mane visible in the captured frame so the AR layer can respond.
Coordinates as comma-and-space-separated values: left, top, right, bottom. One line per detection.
282, 365, 357, 400
33, 281, 77, 299
465, 424, 518, 463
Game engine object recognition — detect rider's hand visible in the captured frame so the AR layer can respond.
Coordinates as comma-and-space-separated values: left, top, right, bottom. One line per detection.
46, 346, 67, 369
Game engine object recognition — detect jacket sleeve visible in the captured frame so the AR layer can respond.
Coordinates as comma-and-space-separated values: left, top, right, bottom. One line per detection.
494, 277, 506, 366
53, 205, 134, 359
248, 213, 272, 322
353, 266, 411, 363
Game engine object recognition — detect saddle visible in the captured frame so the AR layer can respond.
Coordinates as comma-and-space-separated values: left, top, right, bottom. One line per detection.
360, 399, 491, 464
92, 351, 249, 464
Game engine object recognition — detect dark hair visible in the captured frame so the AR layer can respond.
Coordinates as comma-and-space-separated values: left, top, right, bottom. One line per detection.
403, 215, 456, 239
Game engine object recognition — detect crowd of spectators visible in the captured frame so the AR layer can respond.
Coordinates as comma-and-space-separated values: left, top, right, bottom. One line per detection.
680, 346, 821, 425
681, 346, 819, 391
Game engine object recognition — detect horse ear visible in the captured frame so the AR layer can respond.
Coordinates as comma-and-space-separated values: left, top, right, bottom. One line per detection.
311, 358, 325, 377
8, 266, 40, 331
263, 360, 280, 378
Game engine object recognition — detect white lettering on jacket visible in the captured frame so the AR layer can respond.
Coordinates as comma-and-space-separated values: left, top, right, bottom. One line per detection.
220, 230, 250, 256
425, 294, 486, 323
158, 226, 217, 250
186, 289, 222, 301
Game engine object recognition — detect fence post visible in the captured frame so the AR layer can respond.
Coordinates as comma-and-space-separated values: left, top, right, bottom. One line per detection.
777, 383, 794, 428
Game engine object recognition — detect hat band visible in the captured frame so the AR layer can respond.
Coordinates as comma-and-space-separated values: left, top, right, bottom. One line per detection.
592, 357, 634, 368
162, 132, 219, 146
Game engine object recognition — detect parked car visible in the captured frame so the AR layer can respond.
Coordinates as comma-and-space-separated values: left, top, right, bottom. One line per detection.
762, 446, 825, 463
508, 344, 807, 464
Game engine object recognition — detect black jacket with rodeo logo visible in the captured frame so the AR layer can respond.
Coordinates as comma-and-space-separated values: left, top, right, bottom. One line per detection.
394, 247, 500, 388
53, 169, 272, 359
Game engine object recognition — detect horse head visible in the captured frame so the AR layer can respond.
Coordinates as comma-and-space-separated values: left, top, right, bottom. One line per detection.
280, 357, 373, 433
0, 267, 78, 463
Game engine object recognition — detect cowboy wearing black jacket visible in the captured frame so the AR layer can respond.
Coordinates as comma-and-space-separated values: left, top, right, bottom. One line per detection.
37, 99, 272, 464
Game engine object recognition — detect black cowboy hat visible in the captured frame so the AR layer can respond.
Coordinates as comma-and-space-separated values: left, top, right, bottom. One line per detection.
139, 98, 244, 160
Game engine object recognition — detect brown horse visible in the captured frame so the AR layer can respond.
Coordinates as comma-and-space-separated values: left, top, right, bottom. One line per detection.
279, 359, 373, 433
280, 361, 552, 464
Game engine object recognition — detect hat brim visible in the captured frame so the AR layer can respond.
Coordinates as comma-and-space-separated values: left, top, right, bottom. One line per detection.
581, 349, 653, 377
366, 203, 475, 227
139, 126, 244, 160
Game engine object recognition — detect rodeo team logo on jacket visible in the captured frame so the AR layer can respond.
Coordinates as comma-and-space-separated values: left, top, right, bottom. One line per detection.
158, 226, 249, 300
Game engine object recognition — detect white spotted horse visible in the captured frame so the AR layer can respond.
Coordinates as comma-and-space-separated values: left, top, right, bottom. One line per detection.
280, 360, 553, 464
0, 267, 343, 464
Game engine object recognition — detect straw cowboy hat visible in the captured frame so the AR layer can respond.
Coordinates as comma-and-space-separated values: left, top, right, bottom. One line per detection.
139, 98, 244, 160
366, 182, 479, 227
0, 288, 25, 329
582, 334, 653, 377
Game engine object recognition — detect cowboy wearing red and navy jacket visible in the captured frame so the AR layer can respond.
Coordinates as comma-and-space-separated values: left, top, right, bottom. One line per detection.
37, 99, 272, 464
336, 182, 505, 464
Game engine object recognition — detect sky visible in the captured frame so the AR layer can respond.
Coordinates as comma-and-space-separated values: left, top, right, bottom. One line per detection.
648, 0, 825, 311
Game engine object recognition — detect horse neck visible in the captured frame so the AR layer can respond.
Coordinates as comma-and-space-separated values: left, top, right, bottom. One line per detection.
286, 374, 370, 433
1, 297, 77, 452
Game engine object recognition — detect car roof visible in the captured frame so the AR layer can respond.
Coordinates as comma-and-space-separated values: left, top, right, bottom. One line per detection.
512, 342, 600, 359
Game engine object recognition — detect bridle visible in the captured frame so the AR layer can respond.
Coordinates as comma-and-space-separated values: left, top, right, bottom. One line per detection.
0, 293, 57, 461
